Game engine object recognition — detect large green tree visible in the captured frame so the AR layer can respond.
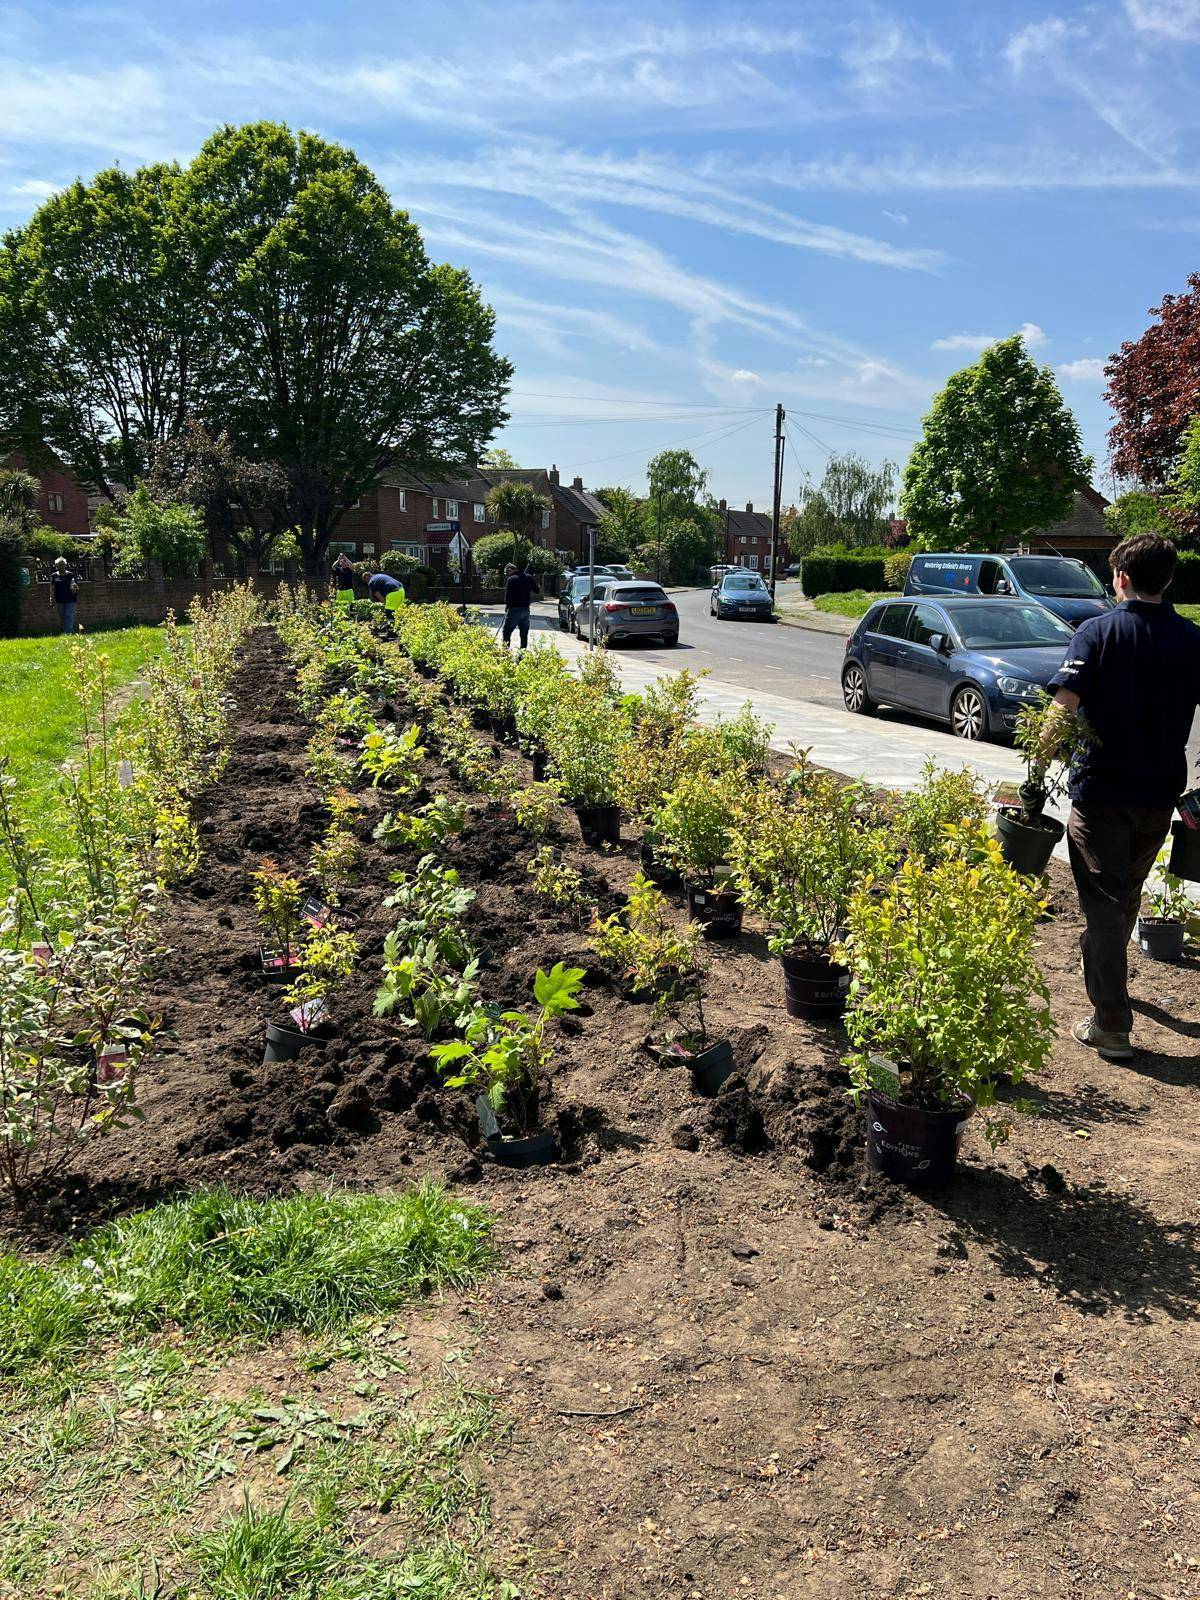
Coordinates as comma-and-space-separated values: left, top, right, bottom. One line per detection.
901, 336, 1092, 551
144, 419, 289, 563
637, 449, 721, 582
0, 164, 203, 497
483, 480, 551, 570
593, 485, 645, 562
789, 452, 896, 555
0, 122, 512, 571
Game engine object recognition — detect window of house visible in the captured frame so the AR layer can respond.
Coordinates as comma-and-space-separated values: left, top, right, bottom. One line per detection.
739, 535, 746, 544
473, 503, 485, 523
431, 498, 440, 519
445, 498, 458, 520
540, 511, 550, 529
748, 553, 759, 569
47, 492, 64, 513
398, 489, 407, 511
390, 540, 426, 560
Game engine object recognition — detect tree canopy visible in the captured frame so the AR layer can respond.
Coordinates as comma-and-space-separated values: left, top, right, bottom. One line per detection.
1104, 489, 1174, 544
788, 452, 896, 555
144, 419, 289, 563
1107, 273, 1200, 488
0, 121, 512, 570
94, 483, 208, 578
900, 336, 1092, 552
637, 449, 721, 582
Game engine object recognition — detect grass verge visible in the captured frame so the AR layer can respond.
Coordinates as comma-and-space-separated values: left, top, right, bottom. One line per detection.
810, 589, 889, 619
0, 626, 167, 871
0, 1182, 493, 1386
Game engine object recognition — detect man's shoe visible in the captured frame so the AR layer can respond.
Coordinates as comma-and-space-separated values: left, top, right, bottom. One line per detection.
1072, 1015, 1134, 1063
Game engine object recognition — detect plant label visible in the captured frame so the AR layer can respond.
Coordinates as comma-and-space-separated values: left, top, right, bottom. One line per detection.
30, 942, 52, 967
290, 998, 325, 1031
118, 759, 135, 789
97, 1048, 129, 1084
302, 895, 333, 928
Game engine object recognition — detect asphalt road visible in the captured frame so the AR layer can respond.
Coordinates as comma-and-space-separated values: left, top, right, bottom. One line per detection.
493, 579, 849, 709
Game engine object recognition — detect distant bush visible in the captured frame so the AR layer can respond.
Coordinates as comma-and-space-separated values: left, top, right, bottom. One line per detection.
352, 552, 436, 586
801, 544, 888, 598
883, 550, 913, 592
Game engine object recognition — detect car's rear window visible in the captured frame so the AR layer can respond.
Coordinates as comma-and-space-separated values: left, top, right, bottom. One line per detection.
866, 602, 912, 638
614, 585, 666, 602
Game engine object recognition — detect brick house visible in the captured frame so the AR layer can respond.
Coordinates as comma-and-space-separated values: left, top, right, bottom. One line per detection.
719, 499, 775, 573
1002, 487, 1115, 575
1, 449, 93, 535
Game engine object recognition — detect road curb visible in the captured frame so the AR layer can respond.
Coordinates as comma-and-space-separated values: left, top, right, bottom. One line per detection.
776, 611, 854, 637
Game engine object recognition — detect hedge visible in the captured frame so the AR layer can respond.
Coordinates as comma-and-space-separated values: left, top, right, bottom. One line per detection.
800, 545, 888, 598
1173, 550, 1200, 603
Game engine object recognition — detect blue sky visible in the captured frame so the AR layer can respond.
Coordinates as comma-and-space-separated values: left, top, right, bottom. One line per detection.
1, 0, 1198, 506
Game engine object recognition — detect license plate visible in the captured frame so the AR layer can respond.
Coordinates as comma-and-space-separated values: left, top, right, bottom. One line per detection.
631, 606, 657, 615
739, 606, 756, 614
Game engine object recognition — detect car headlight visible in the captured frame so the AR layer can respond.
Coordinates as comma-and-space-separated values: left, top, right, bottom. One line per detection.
996, 675, 1040, 698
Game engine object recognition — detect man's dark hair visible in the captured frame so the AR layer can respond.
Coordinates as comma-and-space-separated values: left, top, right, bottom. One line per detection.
1109, 532, 1177, 596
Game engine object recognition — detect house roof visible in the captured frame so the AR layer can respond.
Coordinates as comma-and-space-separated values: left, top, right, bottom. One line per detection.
724, 507, 773, 538
551, 483, 606, 525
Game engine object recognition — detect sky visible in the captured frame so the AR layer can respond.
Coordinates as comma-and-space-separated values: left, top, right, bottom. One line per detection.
1, 0, 1198, 508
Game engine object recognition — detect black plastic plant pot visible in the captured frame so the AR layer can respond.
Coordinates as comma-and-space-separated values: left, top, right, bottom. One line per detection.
995, 806, 1064, 876
781, 951, 850, 1020
1168, 819, 1200, 883
688, 1039, 736, 1097
260, 946, 299, 986
1137, 916, 1186, 963
531, 749, 549, 782
575, 803, 622, 847
640, 833, 680, 888
865, 1089, 972, 1187
685, 882, 743, 939
475, 1096, 555, 1167
262, 1020, 329, 1066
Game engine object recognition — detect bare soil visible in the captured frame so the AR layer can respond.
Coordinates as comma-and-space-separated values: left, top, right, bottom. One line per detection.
8, 626, 1200, 1599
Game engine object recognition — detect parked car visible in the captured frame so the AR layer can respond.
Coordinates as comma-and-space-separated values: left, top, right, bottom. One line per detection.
710, 569, 775, 621
603, 564, 635, 581
904, 551, 1113, 630
558, 573, 611, 633
573, 580, 679, 647
841, 596, 1075, 740
785, 563, 801, 578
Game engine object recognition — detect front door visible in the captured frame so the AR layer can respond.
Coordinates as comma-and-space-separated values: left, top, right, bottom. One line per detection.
894, 603, 953, 715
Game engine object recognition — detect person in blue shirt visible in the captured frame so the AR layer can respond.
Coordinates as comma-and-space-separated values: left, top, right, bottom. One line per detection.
50, 557, 79, 633
366, 571, 405, 626
1047, 533, 1200, 1063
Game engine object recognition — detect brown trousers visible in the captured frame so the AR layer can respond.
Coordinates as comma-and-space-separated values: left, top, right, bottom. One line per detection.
1067, 802, 1173, 1034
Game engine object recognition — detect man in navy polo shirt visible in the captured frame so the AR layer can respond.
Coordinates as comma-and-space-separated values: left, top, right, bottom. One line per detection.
1047, 533, 1200, 1063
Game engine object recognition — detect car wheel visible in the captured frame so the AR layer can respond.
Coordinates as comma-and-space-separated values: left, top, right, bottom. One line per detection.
951, 684, 990, 741
841, 663, 875, 716
709, 601, 716, 616
662, 633, 679, 647
573, 616, 582, 639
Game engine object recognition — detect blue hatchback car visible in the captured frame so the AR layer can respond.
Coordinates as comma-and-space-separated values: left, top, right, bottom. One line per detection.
841, 596, 1074, 740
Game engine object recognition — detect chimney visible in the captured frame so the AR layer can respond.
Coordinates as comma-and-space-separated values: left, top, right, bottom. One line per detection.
719, 498, 727, 513
745, 501, 754, 514
572, 475, 583, 491
549, 464, 560, 485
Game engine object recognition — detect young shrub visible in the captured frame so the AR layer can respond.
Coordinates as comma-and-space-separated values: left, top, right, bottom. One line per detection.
358, 724, 427, 792
729, 759, 882, 956
591, 872, 703, 997
837, 823, 1054, 1145
253, 858, 303, 967
654, 770, 745, 886
0, 888, 161, 1195
317, 689, 375, 740
511, 781, 564, 841
513, 645, 573, 755
683, 703, 773, 780
1147, 851, 1192, 926
1012, 696, 1095, 824
309, 789, 362, 902
432, 963, 585, 1133
373, 938, 481, 1039
283, 924, 359, 1032
527, 846, 591, 925
374, 796, 467, 854
891, 758, 993, 865
546, 685, 628, 809
383, 854, 476, 969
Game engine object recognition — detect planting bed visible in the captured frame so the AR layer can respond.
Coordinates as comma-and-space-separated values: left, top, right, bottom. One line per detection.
8, 623, 1200, 1598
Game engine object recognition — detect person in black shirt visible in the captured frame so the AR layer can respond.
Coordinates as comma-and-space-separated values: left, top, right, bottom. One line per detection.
502, 562, 537, 651
1047, 533, 1200, 1062
331, 553, 355, 592
50, 557, 78, 634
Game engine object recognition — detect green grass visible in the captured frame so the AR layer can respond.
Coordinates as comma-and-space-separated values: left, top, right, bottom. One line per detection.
1178, 603, 1200, 624
810, 589, 890, 619
0, 625, 167, 863
0, 1183, 493, 1383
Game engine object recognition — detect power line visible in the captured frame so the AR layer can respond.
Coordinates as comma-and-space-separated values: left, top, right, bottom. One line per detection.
503, 407, 759, 427
509, 387, 919, 442
574, 409, 769, 470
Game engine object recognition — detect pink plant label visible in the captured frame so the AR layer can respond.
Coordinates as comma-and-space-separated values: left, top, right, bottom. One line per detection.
302, 897, 333, 928
30, 943, 52, 966
290, 998, 325, 1032
97, 1049, 129, 1084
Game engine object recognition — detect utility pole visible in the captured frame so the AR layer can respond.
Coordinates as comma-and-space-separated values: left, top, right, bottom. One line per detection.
655, 485, 664, 585
769, 402, 785, 601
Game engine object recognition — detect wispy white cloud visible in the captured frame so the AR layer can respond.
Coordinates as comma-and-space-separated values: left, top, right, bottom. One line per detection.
843, 18, 951, 92
1057, 357, 1107, 380
1123, 0, 1200, 40
735, 148, 1196, 193
882, 208, 910, 224
0, 63, 169, 155
730, 368, 762, 386
7, 178, 57, 198
1005, 16, 1088, 71
932, 323, 1048, 353
383, 143, 944, 272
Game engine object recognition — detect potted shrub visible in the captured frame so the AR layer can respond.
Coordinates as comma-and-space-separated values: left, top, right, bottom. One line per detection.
266, 924, 359, 1063
357, 723, 427, 793
1168, 789, 1200, 882
513, 646, 573, 778
527, 846, 593, 927
890, 758, 993, 866
432, 963, 586, 1166
1137, 852, 1191, 962
729, 759, 882, 1019
615, 683, 699, 885
547, 686, 628, 846
995, 699, 1093, 876
836, 823, 1054, 1186
590, 872, 702, 1003
253, 858, 303, 981
655, 771, 745, 937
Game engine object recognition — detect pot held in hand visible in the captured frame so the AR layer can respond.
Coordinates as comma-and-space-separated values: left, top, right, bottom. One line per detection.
995, 806, 1064, 877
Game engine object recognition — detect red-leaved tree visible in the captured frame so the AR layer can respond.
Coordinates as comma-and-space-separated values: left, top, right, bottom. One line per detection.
1107, 273, 1200, 487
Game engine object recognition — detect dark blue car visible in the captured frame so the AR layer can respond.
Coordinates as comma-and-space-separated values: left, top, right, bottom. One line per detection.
841, 597, 1074, 740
